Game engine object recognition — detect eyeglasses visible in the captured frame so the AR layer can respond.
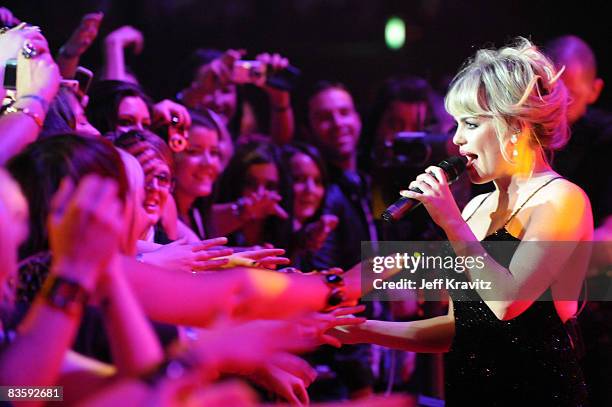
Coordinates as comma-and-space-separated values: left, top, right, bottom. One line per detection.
145, 172, 173, 190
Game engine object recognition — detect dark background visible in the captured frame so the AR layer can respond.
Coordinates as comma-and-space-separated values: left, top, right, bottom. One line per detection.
6, 0, 611, 112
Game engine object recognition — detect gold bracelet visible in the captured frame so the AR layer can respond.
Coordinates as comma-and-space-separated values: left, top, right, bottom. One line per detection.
4, 105, 44, 128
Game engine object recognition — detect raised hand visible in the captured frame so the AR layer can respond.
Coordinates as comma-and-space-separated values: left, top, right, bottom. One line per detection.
191, 48, 246, 93
152, 99, 192, 130
104, 25, 144, 54
60, 12, 103, 58
49, 176, 123, 290
16, 38, 60, 105
302, 214, 339, 251
0, 6, 20, 27
0, 25, 59, 105
1, 24, 45, 63
255, 51, 293, 110
240, 190, 289, 221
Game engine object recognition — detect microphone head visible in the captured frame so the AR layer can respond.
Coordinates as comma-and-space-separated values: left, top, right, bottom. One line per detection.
438, 156, 467, 183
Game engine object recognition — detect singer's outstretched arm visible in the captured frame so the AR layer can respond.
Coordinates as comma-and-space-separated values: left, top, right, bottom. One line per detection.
330, 299, 455, 353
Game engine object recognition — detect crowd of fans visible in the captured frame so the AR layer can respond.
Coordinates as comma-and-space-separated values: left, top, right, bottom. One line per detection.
1, 6, 610, 406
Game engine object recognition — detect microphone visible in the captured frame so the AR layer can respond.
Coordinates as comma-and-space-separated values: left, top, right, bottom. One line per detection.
382, 156, 467, 222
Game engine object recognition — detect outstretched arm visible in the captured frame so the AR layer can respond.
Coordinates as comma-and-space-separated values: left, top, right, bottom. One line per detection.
56, 12, 103, 78
331, 300, 455, 353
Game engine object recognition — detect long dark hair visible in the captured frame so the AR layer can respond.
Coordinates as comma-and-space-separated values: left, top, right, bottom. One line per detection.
86, 80, 153, 134
41, 88, 77, 138
216, 141, 292, 248
282, 142, 329, 226
6, 135, 128, 259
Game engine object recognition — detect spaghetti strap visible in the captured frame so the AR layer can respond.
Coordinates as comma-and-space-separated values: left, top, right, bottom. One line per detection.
503, 176, 564, 227
465, 191, 494, 222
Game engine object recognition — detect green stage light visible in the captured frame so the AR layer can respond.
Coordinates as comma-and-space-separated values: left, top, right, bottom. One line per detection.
385, 16, 405, 50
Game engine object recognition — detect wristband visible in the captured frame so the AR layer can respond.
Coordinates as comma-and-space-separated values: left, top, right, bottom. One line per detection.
40, 275, 89, 317
323, 273, 346, 309
4, 105, 44, 128
18, 94, 49, 112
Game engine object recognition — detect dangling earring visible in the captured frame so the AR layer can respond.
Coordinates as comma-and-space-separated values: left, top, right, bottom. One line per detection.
510, 133, 519, 158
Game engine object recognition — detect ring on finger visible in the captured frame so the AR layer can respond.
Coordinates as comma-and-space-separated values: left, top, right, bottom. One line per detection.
21, 40, 38, 59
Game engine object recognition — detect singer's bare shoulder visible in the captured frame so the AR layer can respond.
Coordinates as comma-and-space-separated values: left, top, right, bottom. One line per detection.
518, 178, 593, 241
461, 192, 493, 220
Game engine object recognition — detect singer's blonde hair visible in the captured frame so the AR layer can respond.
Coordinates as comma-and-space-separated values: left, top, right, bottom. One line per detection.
445, 37, 569, 162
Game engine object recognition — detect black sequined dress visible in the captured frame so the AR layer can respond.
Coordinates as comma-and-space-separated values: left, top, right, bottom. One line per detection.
444, 227, 589, 406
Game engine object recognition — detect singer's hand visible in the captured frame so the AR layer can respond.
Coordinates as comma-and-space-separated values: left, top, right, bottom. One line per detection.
400, 166, 464, 231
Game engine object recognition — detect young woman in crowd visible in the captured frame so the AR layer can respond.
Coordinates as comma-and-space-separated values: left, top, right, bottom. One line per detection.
41, 86, 100, 138
282, 143, 338, 270
171, 110, 226, 240
86, 79, 191, 137
214, 141, 292, 249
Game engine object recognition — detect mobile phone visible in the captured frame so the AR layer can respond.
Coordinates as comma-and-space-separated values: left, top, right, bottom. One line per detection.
74, 66, 93, 95
232, 60, 266, 86
60, 79, 80, 93
266, 64, 301, 91
3, 59, 17, 91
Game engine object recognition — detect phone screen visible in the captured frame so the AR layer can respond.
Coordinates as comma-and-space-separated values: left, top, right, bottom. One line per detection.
266, 65, 301, 91
3, 59, 17, 91
75, 66, 93, 95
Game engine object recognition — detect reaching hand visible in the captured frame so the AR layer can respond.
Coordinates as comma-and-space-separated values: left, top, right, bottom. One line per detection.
104, 25, 144, 54
265, 352, 317, 387
0, 25, 59, 105
295, 306, 367, 348
148, 377, 257, 407
49, 176, 123, 290
188, 319, 322, 377
240, 190, 289, 221
142, 237, 232, 272
152, 99, 192, 130
60, 12, 103, 58
0, 7, 20, 27
225, 247, 290, 269
251, 363, 310, 406
302, 214, 339, 251
323, 306, 369, 346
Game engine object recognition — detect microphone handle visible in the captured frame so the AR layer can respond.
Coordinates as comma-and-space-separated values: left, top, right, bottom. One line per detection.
381, 187, 423, 222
